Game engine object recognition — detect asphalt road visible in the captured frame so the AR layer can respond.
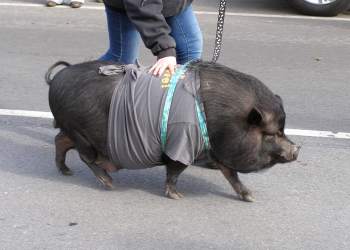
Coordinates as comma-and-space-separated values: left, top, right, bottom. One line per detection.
0, 1, 350, 249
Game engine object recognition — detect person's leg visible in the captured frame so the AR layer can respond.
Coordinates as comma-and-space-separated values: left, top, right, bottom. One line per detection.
166, 5, 203, 64
99, 6, 141, 64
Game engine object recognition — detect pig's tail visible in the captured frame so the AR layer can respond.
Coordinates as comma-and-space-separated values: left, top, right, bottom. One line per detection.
45, 61, 71, 85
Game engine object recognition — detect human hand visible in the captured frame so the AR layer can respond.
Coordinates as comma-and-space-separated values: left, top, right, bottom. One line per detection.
149, 56, 177, 77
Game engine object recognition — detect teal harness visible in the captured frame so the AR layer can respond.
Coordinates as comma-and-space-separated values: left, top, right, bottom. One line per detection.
160, 62, 210, 152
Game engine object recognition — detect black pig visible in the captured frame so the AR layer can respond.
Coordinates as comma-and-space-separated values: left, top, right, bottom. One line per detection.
46, 60, 299, 202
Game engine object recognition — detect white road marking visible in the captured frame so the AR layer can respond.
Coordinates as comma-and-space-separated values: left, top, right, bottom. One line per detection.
1, 3, 349, 139
0, 109, 53, 119
195, 11, 350, 22
285, 129, 350, 140
0, 109, 349, 140
1, 2, 350, 22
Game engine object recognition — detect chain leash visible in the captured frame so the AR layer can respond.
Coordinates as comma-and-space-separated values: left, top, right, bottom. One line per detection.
212, 0, 227, 63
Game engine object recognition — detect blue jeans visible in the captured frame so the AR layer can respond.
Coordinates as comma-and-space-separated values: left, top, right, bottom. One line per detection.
100, 5, 203, 64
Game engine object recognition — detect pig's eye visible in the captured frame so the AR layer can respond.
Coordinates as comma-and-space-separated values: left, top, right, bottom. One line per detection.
263, 131, 276, 136
263, 134, 275, 140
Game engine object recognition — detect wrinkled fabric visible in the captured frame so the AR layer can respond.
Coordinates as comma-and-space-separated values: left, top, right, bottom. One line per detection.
107, 64, 206, 169
99, 65, 126, 76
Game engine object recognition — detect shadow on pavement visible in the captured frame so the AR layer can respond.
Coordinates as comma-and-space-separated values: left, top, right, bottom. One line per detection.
0, 117, 231, 200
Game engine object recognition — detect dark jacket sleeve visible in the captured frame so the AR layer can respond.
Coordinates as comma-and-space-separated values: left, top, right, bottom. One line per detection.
123, 0, 176, 59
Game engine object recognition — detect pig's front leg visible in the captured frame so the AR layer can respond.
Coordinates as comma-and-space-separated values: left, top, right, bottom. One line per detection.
95, 156, 121, 173
217, 164, 255, 202
165, 160, 188, 200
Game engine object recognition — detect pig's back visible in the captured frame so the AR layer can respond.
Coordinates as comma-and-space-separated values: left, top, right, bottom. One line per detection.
48, 61, 124, 156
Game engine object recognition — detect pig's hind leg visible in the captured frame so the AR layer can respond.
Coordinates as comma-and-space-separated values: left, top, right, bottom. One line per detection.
218, 164, 255, 202
71, 131, 114, 190
165, 160, 188, 200
55, 131, 75, 176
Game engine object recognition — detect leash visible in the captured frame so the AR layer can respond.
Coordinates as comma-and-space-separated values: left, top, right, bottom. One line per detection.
212, 0, 227, 63
160, 62, 210, 152
161, 0, 229, 151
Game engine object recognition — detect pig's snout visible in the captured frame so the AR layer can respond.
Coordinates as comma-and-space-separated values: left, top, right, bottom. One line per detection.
282, 144, 300, 162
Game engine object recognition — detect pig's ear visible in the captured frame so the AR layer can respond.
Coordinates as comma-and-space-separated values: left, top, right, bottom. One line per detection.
275, 95, 283, 105
247, 107, 263, 126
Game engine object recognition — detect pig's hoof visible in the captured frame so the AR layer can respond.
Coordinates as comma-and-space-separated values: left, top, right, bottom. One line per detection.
103, 182, 114, 190
59, 167, 73, 176
97, 176, 114, 190
165, 186, 184, 200
241, 193, 255, 202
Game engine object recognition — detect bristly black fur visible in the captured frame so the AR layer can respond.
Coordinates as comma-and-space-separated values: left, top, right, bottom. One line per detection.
48, 60, 124, 158
190, 61, 286, 171
48, 60, 293, 174
46, 60, 298, 200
